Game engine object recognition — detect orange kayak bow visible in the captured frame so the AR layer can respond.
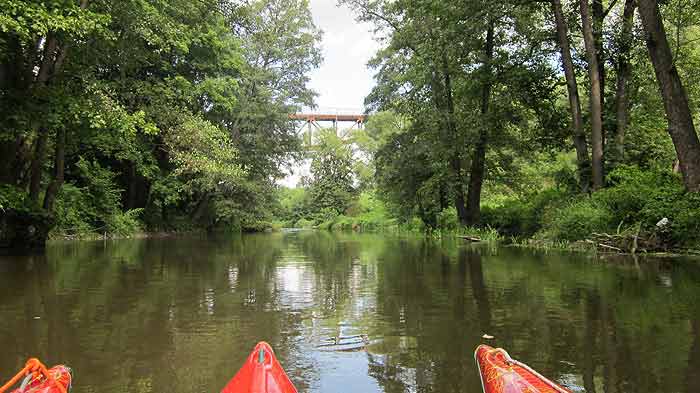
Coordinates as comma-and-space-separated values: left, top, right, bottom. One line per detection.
221, 342, 298, 393
475, 345, 570, 393
1, 358, 71, 393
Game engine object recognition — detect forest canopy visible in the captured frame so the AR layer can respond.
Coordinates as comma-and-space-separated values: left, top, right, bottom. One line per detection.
0, 0, 321, 248
279, 0, 700, 251
3, 0, 700, 252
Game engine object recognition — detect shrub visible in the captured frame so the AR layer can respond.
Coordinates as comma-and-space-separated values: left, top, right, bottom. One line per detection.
482, 187, 572, 236
594, 166, 700, 246
53, 184, 95, 236
539, 198, 612, 241
106, 209, 144, 236
0, 185, 32, 213
534, 166, 700, 247
437, 207, 460, 231
294, 218, 315, 229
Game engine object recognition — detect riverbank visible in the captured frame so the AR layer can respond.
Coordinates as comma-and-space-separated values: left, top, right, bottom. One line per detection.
47, 230, 207, 242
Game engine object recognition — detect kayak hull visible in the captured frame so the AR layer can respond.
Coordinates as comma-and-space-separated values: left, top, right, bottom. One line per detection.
475, 345, 569, 393
221, 342, 297, 393
10, 365, 72, 393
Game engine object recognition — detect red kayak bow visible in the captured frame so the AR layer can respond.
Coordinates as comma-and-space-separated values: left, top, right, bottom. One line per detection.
475, 345, 570, 393
1, 358, 71, 393
221, 342, 297, 393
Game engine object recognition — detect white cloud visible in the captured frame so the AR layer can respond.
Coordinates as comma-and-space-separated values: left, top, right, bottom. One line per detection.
307, 0, 378, 111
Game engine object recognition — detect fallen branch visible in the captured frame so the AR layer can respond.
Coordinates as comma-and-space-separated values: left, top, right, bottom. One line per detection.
598, 243, 623, 252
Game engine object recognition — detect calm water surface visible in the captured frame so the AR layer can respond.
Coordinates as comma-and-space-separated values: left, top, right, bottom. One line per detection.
1, 231, 699, 393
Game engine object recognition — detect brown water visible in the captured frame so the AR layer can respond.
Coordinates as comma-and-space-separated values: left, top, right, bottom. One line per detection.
1, 231, 699, 393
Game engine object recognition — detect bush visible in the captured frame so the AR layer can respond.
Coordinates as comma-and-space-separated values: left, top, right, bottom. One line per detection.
540, 198, 612, 241
52, 158, 146, 238
294, 218, 315, 229
53, 184, 95, 236
482, 187, 572, 236
534, 166, 700, 246
106, 209, 144, 236
594, 166, 700, 246
437, 207, 460, 231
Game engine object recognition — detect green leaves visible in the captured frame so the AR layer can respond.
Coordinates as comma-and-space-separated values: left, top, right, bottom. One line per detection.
166, 116, 245, 194
0, 0, 109, 40
304, 129, 358, 219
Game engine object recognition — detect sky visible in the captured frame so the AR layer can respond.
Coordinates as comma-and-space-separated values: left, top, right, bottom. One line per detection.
280, 0, 379, 187
307, 0, 379, 111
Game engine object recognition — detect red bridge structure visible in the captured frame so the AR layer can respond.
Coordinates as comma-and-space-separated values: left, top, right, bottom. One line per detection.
289, 108, 367, 145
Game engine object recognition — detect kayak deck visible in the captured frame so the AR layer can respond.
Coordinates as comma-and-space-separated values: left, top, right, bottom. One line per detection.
221, 342, 297, 393
475, 345, 570, 393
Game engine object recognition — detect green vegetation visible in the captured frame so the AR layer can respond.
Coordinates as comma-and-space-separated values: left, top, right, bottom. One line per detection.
3, 0, 700, 253
274, 0, 700, 253
327, 0, 700, 252
1, 0, 321, 247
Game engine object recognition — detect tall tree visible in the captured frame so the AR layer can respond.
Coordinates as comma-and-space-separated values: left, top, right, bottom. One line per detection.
465, 20, 495, 225
612, 0, 637, 165
638, 0, 700, 192
551, 0, 591, 192
580, 0, 606, 190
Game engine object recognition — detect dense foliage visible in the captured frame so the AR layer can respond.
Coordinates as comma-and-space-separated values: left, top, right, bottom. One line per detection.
280, 0, 700, 251
3, 0, 700, 252
1, 0, 321, 246
321, 0, 700, 249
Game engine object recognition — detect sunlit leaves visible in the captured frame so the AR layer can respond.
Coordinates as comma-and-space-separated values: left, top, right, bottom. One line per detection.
166, 116, 245, 194
0, 0, 109, 39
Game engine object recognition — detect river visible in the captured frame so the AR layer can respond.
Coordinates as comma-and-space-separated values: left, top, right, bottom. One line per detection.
1, 231, 699, 392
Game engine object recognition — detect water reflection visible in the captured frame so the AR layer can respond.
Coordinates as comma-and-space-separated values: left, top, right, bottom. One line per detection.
0, 232, 699, 393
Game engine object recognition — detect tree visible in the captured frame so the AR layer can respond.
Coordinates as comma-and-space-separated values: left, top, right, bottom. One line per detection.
612, 0, 637, 166
638, 0, 700, 192
305, 130, 357, 218
580, 0, 606, 190
0, 0, 322, 248
347, 0, 567, 228
551, 0, 591, 192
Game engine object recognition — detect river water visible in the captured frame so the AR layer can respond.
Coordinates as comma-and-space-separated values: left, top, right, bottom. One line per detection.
1, 231, 699, 393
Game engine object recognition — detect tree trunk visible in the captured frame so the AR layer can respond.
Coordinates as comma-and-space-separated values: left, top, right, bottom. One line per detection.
28, 127, 48, 203
638, 0, 700, 192
191, 193, 212, 224
125, 161, 137, 210
465, 21, 495, 226
551, 0, 591, 192
613, 0, 636, 166
441, 54, 470, 225
27, 34, 61, 203
592, 0, 606, 103
43, 128, 66, 212
580, 0, 606, 190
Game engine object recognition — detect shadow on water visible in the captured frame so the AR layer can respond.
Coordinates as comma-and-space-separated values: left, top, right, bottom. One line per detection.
1, 232, 700, 393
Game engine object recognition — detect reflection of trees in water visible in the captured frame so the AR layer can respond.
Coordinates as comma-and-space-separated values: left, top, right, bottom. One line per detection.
367, 243, 487, 392
363, 242, 700, 393
0, 235, 318, 393
3, 236, 700, 393
465, 249, 491, 334
687, 319, 700, 393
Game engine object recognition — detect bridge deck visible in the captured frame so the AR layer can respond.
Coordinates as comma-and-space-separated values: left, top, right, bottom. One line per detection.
290, 113, 366, 122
